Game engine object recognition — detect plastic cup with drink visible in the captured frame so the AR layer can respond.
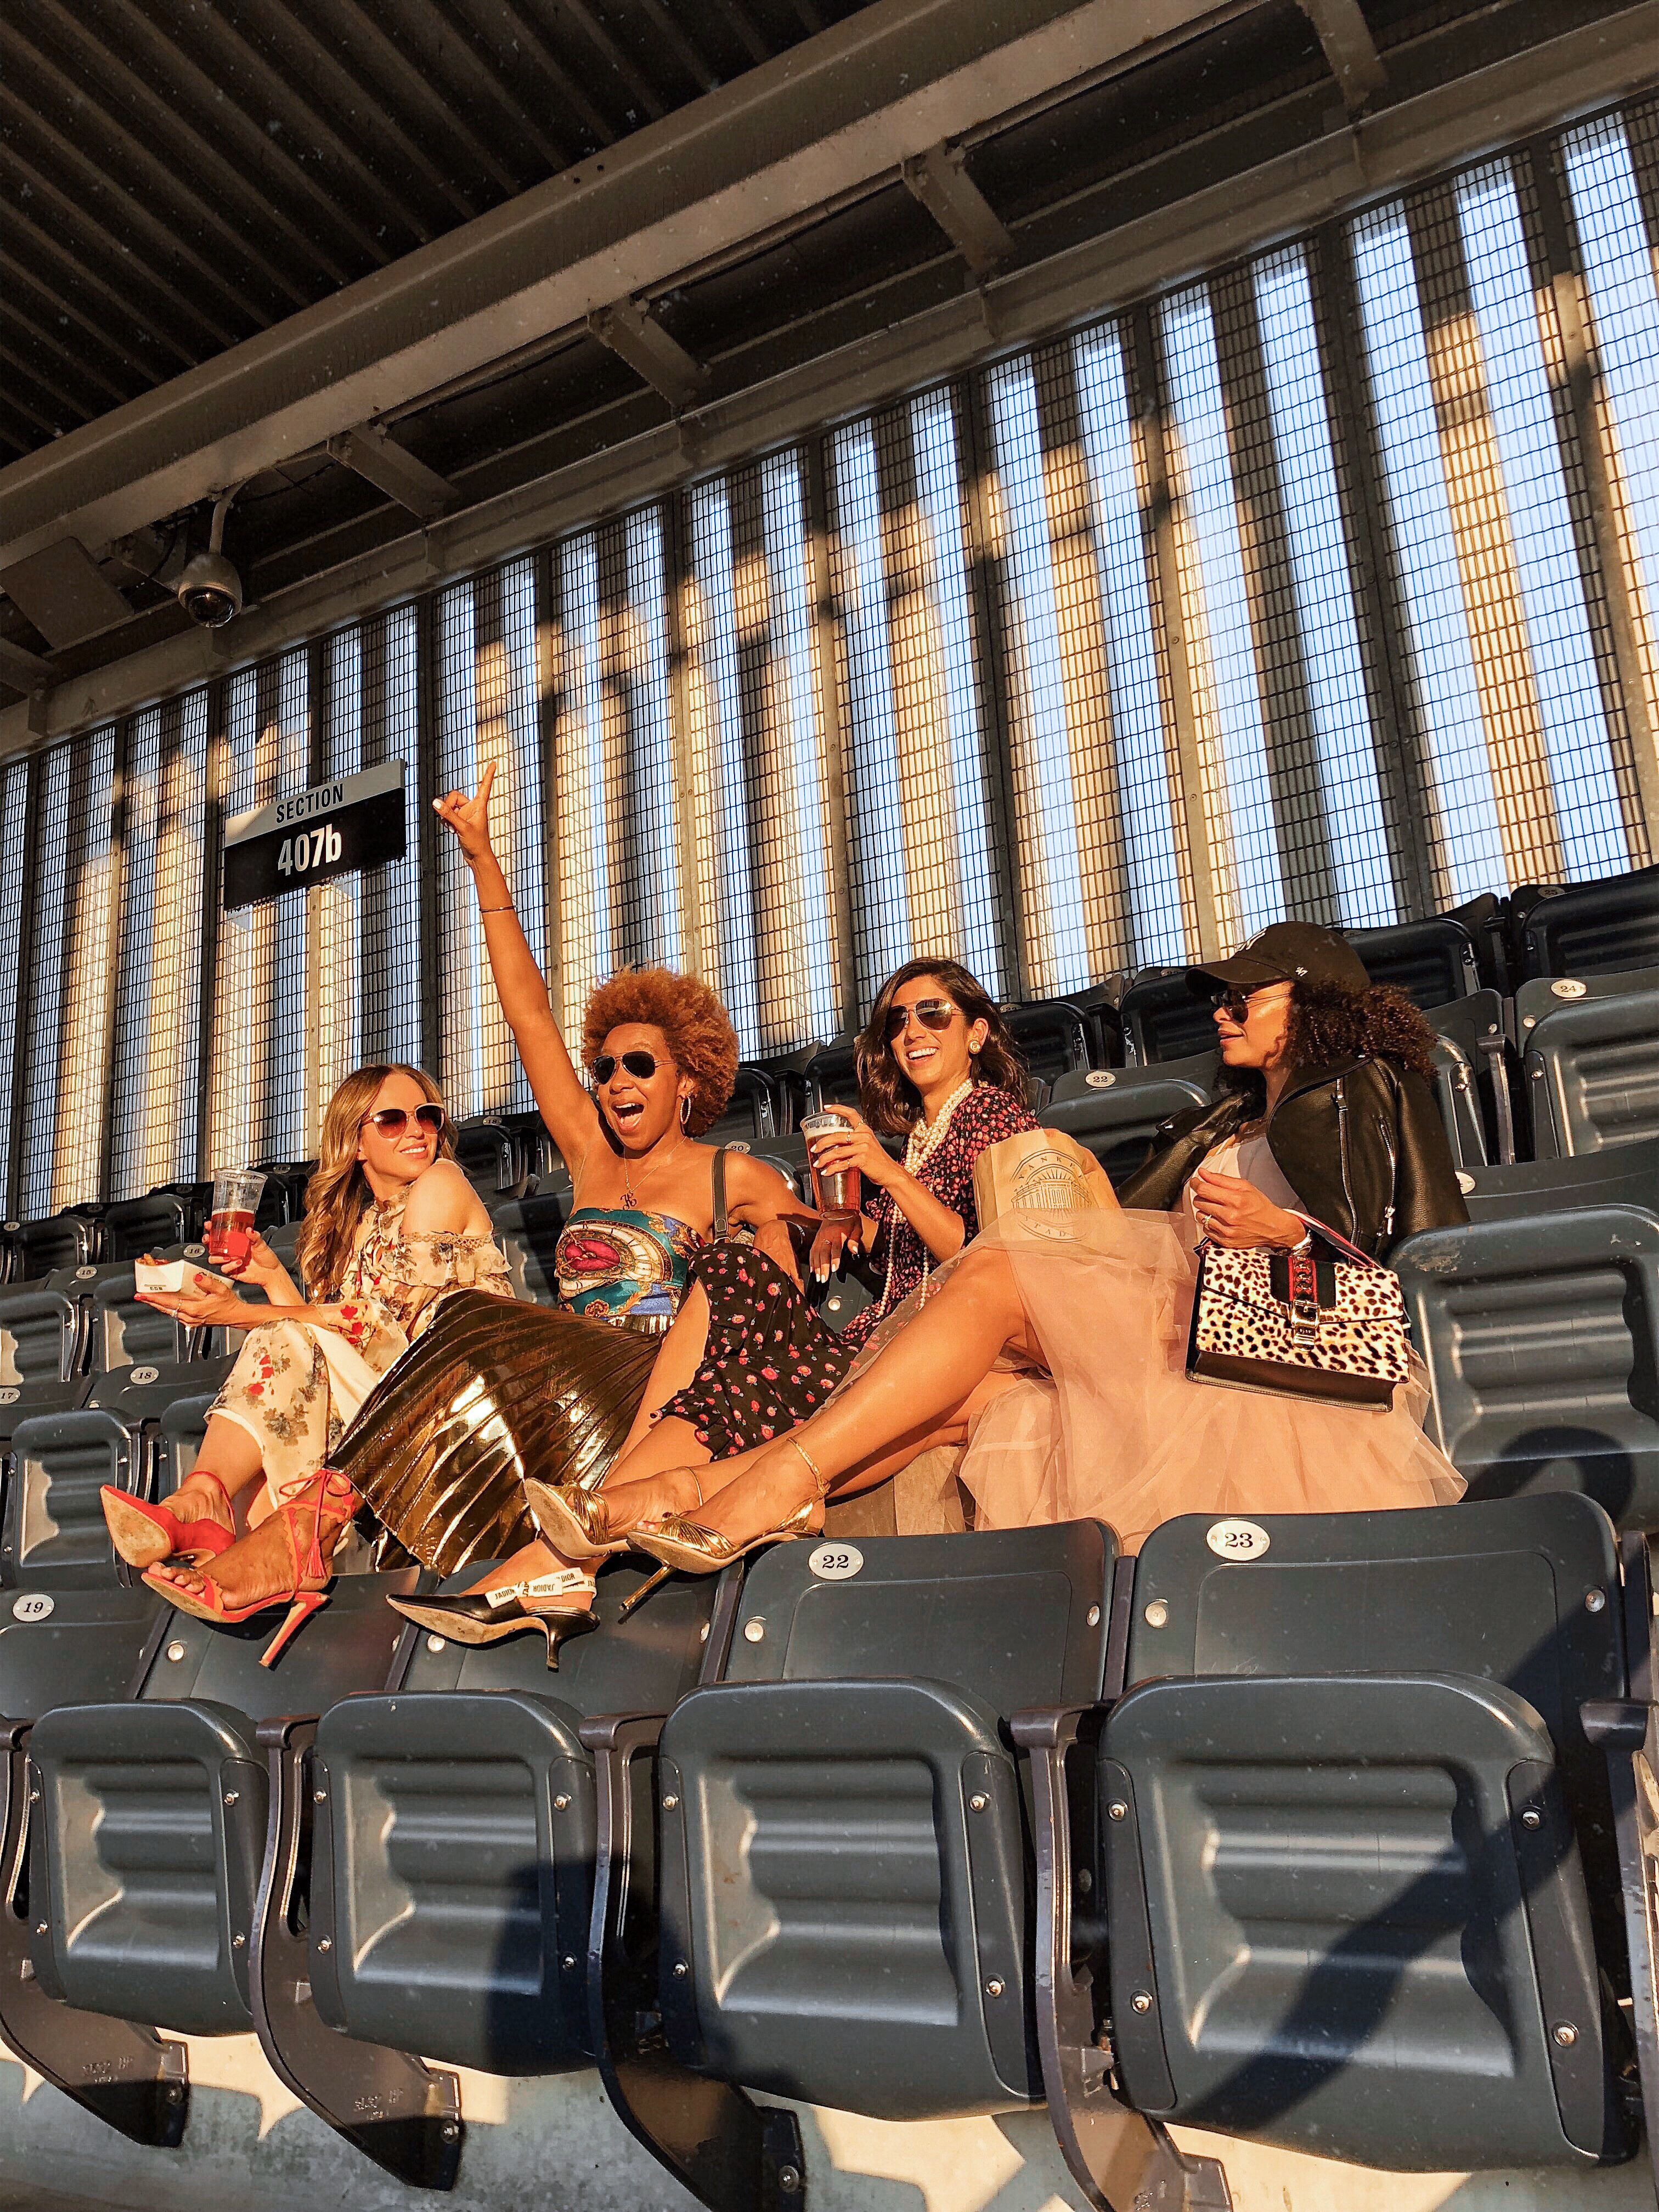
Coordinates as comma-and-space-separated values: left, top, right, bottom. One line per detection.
205, 1167, 267, 1271
801, 1111, 862, 1226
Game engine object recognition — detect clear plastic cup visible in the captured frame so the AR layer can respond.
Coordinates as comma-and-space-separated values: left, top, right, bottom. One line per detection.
801, 1111, 861, 1222
205, 1167, 267, 1269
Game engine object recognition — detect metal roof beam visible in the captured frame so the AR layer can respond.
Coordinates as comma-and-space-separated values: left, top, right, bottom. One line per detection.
901, 142, 1016, 278
587, 301, 709, 409
3, 0, 1646, 758
1297, 0, 1386, 116
0, 637, 53, 696
326, 427, 461, 520
0, 0, 1238, 572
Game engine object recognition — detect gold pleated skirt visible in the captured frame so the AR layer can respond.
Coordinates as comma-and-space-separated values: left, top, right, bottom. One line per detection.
330, 1290, 659, 1576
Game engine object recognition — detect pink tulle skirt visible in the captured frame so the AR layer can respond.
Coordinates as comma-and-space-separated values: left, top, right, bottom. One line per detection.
913, 1206, 1463, 1553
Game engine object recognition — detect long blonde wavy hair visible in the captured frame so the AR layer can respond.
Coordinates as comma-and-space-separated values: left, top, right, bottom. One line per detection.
294, 1064, 454, 1299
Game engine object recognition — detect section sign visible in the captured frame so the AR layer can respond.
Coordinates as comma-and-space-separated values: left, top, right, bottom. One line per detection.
222, 759, 406, 909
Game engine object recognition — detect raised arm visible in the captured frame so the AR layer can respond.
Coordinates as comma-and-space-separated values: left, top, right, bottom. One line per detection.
433, 765, 600, 1168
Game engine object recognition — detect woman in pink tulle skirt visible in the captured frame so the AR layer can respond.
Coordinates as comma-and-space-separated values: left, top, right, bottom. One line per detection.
583, 923, 1471, 1566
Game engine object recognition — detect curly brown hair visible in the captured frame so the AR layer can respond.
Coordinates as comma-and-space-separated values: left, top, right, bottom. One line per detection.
1221, 977, 1438, 1110
582, 967, 739, 1137
856, 958, 1029, 1136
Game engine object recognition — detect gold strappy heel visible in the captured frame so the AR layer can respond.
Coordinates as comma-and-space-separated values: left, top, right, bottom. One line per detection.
522, 1477, 630, 1561
627, 1437, 830, 1578
627, 1493, 825, 1579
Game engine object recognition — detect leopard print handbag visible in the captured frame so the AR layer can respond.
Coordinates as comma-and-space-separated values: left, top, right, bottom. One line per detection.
1186, 1233, 1410, 1409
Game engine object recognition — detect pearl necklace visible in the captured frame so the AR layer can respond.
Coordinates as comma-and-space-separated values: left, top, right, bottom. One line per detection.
879, 1076, 975, 1316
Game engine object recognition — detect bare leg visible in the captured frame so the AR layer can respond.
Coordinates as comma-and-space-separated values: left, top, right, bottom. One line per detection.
655, 1245, 1032, 1548
459, 1418, 717, 1599
171, 1415, 263, 1532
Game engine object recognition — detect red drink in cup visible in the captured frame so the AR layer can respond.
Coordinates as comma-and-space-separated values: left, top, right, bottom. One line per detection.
801, 1112, 861, 1222
206, 1168, 267, 1269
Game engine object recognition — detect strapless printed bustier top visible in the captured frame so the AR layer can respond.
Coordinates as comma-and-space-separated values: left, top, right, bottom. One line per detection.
554, 1205, 703, 1334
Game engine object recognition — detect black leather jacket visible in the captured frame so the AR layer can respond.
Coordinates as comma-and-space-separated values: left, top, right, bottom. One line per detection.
1118, 1056, 1469, 1262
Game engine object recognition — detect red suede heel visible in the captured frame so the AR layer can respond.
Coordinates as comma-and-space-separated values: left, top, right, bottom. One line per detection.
143, 1468, 359, 1668
101, 1470, 234, 1570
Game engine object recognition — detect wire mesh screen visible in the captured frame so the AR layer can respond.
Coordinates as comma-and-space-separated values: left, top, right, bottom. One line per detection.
0, 756, 31, 1207
1560, 100, 1659, 821
4, 97, 1658, 1209
109, 690, 211, 1199
208, 654, 312, 1172
548, 505, 682, 1036
356, 603, 426, 1071
19, 728, 116, 1217
827, 388, 1008, 1011
980, 335, 1190, 985
433, 558, 545, 1118
682, 452, 839, 1056
1351, 148, 1649, 901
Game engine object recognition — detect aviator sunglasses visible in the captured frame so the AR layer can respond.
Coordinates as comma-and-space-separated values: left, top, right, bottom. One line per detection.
883, 997, 961, 1042
362, 1104, 447, 1138
591, 1049, 659, 1085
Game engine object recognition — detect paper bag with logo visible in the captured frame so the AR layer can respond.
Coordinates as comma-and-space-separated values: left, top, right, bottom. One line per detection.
972, 1127, 1118, 1237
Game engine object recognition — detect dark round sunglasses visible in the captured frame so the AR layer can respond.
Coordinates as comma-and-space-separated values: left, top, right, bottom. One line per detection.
591, 1049, 659, 1086
362, 1105, 447, 1138
883, 997, 961, 1042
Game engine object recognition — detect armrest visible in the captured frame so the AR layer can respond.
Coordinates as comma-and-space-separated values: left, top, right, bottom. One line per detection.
578, 1710, 665, 1757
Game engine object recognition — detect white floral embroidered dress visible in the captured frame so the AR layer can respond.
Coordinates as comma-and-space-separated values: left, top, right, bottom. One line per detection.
210, 1184, 511, 1521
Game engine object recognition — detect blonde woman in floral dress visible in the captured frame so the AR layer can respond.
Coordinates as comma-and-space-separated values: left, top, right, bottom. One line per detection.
100, 1062, 511, 1664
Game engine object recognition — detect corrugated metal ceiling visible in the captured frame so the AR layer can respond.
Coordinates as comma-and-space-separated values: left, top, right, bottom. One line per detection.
0, 0, 861, 462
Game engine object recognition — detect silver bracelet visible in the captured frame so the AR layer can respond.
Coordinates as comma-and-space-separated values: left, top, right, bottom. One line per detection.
477, 902, 516, 916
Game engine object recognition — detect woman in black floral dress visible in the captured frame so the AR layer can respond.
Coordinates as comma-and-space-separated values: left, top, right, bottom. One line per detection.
527, 959, 1037, 1557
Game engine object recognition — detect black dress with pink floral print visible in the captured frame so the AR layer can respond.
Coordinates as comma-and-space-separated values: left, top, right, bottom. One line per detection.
658, 1080, 1036, 1459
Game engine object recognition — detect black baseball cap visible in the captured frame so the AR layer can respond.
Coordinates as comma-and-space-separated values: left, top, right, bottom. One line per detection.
1186, 920, 1371, 999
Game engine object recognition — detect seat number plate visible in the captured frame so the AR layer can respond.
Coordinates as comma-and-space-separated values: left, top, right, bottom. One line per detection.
809, 1543, 864, 1581
1206, 1519, 1270, 1561
12, 1594, 53, 1622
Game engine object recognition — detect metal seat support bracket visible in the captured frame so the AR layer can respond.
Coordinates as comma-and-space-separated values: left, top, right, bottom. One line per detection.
250, 1714, 463, 2192
1011, 1707, 1231, 2212
0, 1719, 188, 2147
583, 1711, 805, 2211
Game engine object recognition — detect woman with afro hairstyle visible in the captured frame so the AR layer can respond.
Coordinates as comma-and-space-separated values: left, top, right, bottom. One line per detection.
385, 768, 812, 1655
608, 922, 1469, 1583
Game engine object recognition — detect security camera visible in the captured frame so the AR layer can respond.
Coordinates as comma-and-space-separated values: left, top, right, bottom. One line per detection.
177, 495, 242, 628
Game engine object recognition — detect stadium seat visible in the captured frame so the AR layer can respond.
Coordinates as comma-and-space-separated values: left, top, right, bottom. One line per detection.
101, 1191, 200, 1260
1348, 915, 1482, 1007
1393, 1206, 1659, 1531
1003, 998, 1095, 1088
307, 1559, 721, 2074
1455, 1136, 1659, 1223
0, 1281, 81, 1385
1119, 969, 1220, 1065
1039, 1060, 1214, 1187
705, 1063, 786, 1148
1105, 1497, 1635, 2170
21, 1564, 450, 2181
635, 1523, 1226, 2210
1427, 989, 1514, 1166
452, 1114, 527, 1198
1519, 870, 1659, 981
83, 1263, 190, 1374
90, 1357, 238, 1506
489, 1192, 571, 1306
1516, 967, 1659, 1159
8, 1212, 102, 1280
800, 1035, 861, 1111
